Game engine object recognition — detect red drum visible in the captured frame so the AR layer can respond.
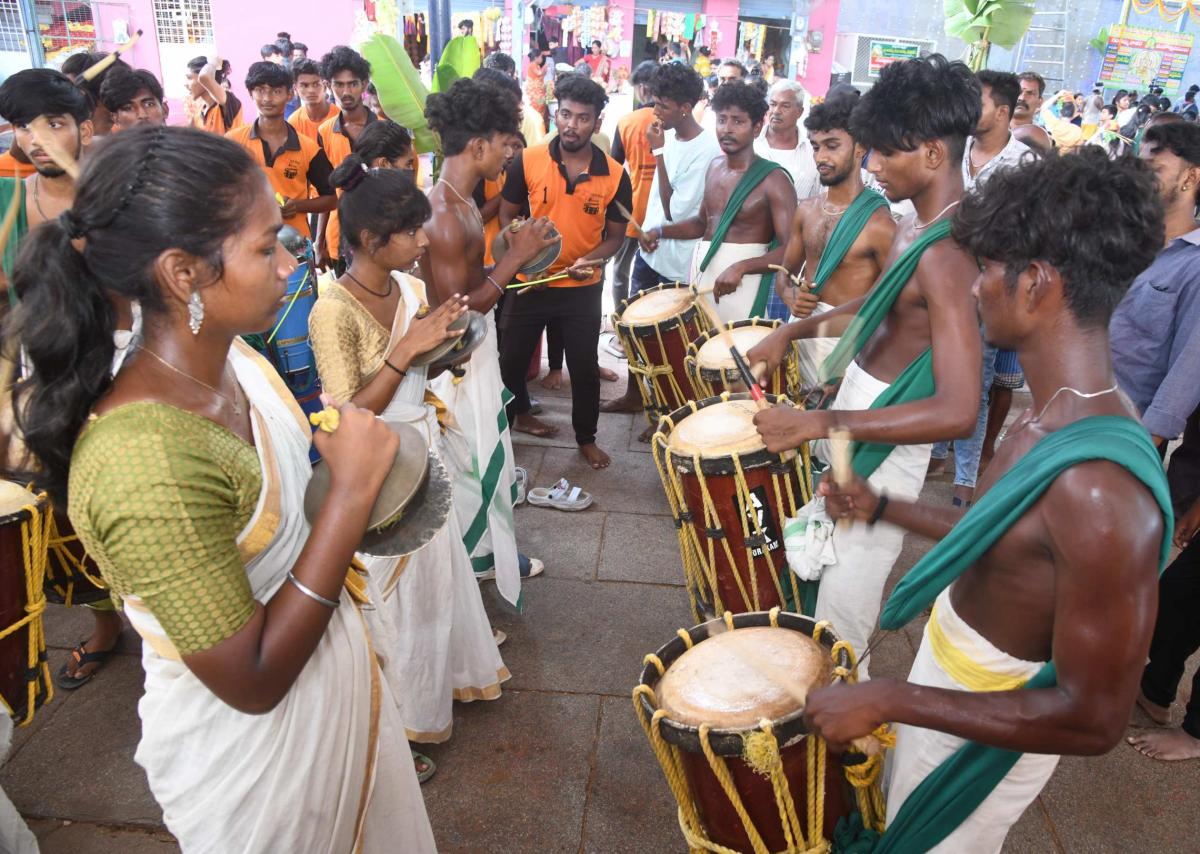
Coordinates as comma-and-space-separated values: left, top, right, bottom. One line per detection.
612, 283, 711, 429
634, 610, 865, 853
686, 318, 801, 402
0, 481, 52, 724
43, 510, 110, 606
654, 393, 812, 618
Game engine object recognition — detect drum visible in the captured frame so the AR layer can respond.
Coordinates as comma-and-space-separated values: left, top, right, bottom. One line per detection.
653, 393, 812, 620
612, 283, 711, 429
634, 609, 886, 853
0, 481, 53, 724
686, 319, 801, 402
43, 510, 110, 606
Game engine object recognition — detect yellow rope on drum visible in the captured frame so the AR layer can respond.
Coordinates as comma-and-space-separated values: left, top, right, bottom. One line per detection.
44, 512, 108, 605
0, 496, 53, 725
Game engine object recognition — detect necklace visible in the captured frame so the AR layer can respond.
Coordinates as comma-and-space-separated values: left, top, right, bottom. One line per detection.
1011, 384, 1120, 436
913, 199, 961, 230
32, 175, 49, 220
820, 200, 847, 217
141, 347, 244, 416
345, 270, 393, 298
439, 179, 483, 225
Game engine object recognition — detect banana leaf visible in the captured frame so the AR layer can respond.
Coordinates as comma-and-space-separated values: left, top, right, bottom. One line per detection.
1090, 26, 1110, 53
360, 33, 440, 155
432, 35, 481, 94
944, 0, 1036, 49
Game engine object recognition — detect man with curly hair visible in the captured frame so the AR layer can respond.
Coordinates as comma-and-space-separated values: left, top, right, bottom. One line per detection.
419, 78, 558, 602
748, 55, 983, 667
641, 79, 795, 322
808, 147, 1170, 854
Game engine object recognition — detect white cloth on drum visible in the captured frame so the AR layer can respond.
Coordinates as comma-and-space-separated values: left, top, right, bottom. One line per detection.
783, 496, 837, 582
795, 300, 839, 386
357, 272, 509, 744
812, 360, 931, 677
430, 312, 522, 606
885, 588, 1059, 853
0, 716, 37, 854
691, 240, 772, 323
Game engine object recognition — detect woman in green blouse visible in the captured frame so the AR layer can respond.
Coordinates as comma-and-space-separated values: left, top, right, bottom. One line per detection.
7, 126, 446, 852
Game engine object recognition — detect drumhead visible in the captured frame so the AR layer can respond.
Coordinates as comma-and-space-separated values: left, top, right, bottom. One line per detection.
656, 626, 831, 728
667, 399, 764, 458
0, 480, 39, 520
620, 287, 693, 326
696, 325, 775, 371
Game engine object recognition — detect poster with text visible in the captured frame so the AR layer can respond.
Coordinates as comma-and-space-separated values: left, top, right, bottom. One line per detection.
1099, 25, 1193, 95
868, 40, 919, 78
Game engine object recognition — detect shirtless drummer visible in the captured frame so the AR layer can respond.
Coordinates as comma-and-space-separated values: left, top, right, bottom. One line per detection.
640, 80, 795, 323
772, 92, 895, 384
748, 55, 983, 666
805, 148, 1171, 854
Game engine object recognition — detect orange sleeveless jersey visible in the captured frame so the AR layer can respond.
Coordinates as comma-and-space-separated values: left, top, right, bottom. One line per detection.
288, 103, 339, 142
616, 106, 657, 238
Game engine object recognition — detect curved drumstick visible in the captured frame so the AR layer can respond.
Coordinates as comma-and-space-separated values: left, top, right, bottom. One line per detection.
80, 30, 144, 82
827, 426, 853, 530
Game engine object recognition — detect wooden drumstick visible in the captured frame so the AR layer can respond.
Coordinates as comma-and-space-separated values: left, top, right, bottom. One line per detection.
827, 426, 854, 530
28, 117, 80, 180
80, 30, 143, 82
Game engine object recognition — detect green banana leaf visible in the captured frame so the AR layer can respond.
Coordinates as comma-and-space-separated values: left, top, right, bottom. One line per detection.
944, 0, 1036, 49
1090, 26, 1110, 53
432, 35, 481, 94
360, 33, 439, 155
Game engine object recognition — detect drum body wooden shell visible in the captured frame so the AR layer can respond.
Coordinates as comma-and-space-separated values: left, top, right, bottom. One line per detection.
612, 283, 710, 428
635, 610, 856, 853
43, 510, 110, 606
686, 319, 800, 402
654, 394, 812, 618
0, 483, 52, 723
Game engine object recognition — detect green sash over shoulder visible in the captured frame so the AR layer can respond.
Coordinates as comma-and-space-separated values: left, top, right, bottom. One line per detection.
0, 178, 27, 306
810, 189, 889, 295
817, 219, 951, 479
697, 156, 787, 318
870, 416, 1172, 854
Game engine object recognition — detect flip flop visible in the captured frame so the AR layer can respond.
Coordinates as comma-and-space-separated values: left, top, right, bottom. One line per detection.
514, 466, 528, 506
527, 478, 593, 512
55, 639, 117, 690
413, 750, 437, 784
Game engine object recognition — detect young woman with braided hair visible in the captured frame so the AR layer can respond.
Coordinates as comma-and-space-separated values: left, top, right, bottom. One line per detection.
8, 125, 435, 851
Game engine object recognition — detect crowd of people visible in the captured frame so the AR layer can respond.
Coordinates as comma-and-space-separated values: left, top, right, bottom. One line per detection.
0, 26, 1196, 853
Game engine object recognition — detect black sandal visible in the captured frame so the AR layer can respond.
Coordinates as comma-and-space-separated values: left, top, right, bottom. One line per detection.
55, 639, 117, 690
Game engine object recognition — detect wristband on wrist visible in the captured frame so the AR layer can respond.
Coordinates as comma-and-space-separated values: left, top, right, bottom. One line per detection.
384, 359, 407, 379
867, 491, 889, 526
485, 274, 503, 295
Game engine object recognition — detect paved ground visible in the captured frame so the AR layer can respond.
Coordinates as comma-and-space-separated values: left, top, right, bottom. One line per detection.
5, 343, 1199, 853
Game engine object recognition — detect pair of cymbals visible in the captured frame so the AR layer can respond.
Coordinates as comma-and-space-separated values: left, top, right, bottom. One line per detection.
491, 219, 562, 276
303, 421, 452, 558
407, 309, 489, 371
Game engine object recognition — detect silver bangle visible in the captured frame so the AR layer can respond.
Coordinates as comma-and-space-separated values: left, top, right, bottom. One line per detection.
287, 570, 339, 609
486, 274, 503, 295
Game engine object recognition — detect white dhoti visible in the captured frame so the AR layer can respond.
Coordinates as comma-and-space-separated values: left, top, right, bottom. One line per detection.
359, 273, 508, 744
692, 240, 772, 323
0, 716, 36, 854
129, 343, 435, 853
813, 360, 931, 675
796, 300, 839, 386
430, 313, 522, 607
885, 588, 1059, 852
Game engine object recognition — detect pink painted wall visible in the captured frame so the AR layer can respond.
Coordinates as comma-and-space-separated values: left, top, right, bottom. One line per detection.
798, 0, 840, 97
702, 0, 740, 60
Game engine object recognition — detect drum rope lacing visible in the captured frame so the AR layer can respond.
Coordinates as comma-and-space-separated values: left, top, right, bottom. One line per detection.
685, 319, 803, 406
44, 516, 109, 606
1, 491, 54, 726
633, 609, 893, 854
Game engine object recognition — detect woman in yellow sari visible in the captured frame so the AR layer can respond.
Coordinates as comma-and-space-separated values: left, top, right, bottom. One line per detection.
9, 126, 436, 852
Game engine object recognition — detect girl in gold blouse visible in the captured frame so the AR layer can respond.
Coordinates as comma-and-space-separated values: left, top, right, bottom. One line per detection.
9, 126, 437, 852
309, 155, 511, 752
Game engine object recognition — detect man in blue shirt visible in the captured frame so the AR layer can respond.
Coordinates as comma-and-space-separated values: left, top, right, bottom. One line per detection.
1110, 122, 1200, 446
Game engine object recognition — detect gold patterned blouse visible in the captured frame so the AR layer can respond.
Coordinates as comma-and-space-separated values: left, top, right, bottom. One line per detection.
308, 279, 393, 405
69, 402, 262, 656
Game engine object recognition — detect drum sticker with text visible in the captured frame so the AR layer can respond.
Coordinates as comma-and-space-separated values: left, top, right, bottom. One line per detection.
738, 486, 781, 557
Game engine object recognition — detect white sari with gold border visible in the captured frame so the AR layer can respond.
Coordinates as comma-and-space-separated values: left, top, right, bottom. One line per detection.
122, 341, 435, 853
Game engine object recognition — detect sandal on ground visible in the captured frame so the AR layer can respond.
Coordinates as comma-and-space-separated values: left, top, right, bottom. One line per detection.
528, 397, 543, 416
951, 496, 973, 509
493, 629, 507, 647
55, 640, 118, 690
514, 466, 529, 506
518, 554, 544, 578
527, 478, 593, 512
412, 750, 437, 784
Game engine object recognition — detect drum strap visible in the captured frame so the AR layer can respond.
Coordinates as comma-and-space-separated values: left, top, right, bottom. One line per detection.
871, 417, 1172, 854
809, 189, 889, 295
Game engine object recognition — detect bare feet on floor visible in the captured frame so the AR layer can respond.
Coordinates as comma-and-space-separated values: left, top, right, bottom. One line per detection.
599, 392, 644, 413
637, 424, 655, 443
1135, 689, 1172, 726
513, 414, 560, 438
1127, 728, 1200, 761
927, 456, 946, 477
598, 366, 619, 382
579, 443, 611, 469
540, 369, 564, 390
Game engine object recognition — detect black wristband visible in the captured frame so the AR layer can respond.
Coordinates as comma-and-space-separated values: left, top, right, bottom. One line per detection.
384, 359, 407, 379
867, 492, 889, 526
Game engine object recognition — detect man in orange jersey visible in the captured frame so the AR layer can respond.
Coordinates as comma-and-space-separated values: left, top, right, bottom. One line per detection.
497, 74, 633, 470
226, 62, 334, 240
287, 58, 337, 142
609, 60, 659, 310
315, 45, 376, 272
185, 55, 244, 135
